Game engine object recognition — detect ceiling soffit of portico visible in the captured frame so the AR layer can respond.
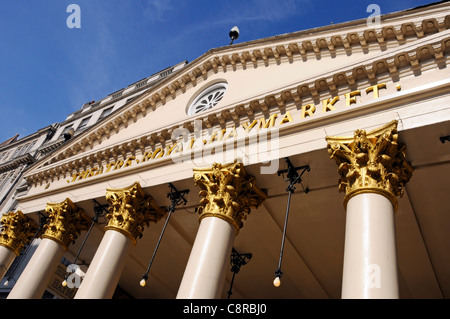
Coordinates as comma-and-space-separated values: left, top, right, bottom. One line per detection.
24, 10, 450, 187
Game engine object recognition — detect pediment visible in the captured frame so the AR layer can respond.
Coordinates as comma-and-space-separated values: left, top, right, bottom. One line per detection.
23, 5, 450, 190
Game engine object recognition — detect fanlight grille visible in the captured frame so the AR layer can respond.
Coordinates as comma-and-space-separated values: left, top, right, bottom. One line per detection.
188, 83, 227, 115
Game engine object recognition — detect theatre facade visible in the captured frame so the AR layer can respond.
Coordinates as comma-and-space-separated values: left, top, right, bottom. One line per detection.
1, 2, 450, 299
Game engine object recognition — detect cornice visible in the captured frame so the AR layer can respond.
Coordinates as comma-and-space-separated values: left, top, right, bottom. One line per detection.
24, 11, 450, 186
0, 125, 55, 153
0, 154, 35, 173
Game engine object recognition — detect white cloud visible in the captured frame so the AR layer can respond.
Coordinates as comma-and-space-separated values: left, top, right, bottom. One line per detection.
218, 0, 310, 24
152, 0, 311, 50
243, 0, 302, 22
143, 0, 178, 22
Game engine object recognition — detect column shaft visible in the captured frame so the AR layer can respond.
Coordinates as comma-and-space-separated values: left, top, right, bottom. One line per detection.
7, 238, 65, 299
74, 230, 133, 299
0, 246, 16, 281
341, 193, 398, 298
177, 217, 235, 299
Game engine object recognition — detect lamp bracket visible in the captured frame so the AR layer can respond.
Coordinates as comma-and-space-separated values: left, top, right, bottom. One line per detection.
230, 247, 252, 274
227, 247, 252, 299
277, 157, 310, 193
167, 183, 189, 211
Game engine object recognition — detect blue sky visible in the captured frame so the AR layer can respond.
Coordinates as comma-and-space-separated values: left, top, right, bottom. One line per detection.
0, 0, 438, 143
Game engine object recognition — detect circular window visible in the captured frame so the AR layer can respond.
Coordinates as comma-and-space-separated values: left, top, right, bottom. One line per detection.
187, 82, 228, 116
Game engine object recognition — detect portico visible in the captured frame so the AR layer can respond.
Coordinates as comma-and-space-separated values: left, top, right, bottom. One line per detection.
1, 2, 449, 299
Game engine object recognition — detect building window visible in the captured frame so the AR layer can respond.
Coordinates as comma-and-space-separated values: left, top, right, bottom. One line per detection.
15, 141, 36, 157
136, 80, 148, 88
1, 150, 12, 163
77, 117, 91, 131
18, 144, 29, 156
187, 82, 228, 116
0, 173, 6, 187
0, 172, 12, 191
60, 125, 74, 138
98, 107, 114, 121
160, 67, 174, 78
10, 146, 22, 159
61, 125, 72, 135
26, 141, 36, 154
126, 97, 137, 104
111, 91, 123, 99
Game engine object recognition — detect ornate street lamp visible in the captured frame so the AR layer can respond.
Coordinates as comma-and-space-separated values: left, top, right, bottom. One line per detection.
273, 157, 310, 287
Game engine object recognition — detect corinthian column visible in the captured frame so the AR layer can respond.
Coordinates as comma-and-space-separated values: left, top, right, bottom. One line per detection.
177, 161, 267, 299
8, 199, 89, 299
0, 211, 37, 281
75, 181, 165, 299
326, 120, 413, 299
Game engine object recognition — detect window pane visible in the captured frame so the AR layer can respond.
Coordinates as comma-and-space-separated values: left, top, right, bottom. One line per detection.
98, 107, 113, 120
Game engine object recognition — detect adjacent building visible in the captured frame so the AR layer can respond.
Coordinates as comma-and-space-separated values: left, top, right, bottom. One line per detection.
0, 126, 58, 217
0, 60, 188, 298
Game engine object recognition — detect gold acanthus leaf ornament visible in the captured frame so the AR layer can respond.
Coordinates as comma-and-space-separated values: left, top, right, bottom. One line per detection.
326, 120, 413, 211
105, 181, 166, 245
194, 161, 267, 234
42, 198, 90, 249
0, 211, 38, 256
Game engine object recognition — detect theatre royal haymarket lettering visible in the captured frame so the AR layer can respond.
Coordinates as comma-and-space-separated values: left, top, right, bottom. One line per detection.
64, 82, 396, 185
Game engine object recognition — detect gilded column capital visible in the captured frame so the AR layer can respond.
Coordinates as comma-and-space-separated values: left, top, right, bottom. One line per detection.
42, 198, 90, 250
0, 211, 38, 256
194, 161, 267, 234
105, 181, 166, 245
326, 120, 413, 212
